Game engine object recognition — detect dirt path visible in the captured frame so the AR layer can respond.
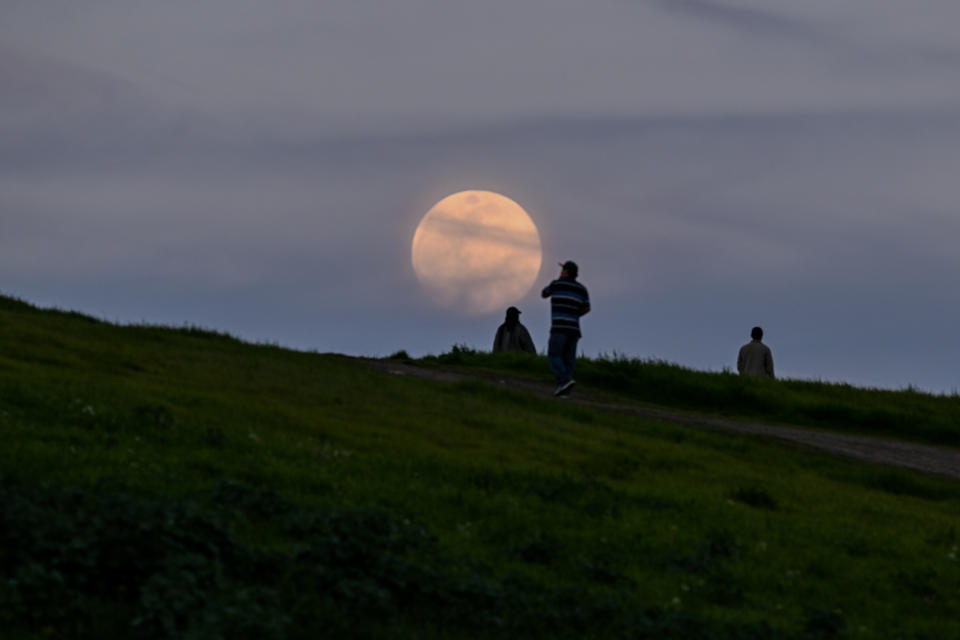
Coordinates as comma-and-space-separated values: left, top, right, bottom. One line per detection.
358, 357, 960, 481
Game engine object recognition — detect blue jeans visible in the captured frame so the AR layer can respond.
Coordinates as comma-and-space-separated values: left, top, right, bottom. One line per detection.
548, 332, 579, 386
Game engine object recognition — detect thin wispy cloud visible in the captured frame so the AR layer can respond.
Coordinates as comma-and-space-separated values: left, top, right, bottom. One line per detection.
646, 0, 827, 41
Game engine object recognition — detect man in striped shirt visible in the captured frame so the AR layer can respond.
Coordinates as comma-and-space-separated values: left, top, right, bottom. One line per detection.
541, 260, 591, 397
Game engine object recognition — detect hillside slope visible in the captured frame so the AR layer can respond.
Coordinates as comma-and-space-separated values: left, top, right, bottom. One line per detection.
1, 295, 958, 639
361, 357, 960, 480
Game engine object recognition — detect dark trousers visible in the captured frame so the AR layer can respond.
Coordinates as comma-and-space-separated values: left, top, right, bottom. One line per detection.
547, 332, 579, 386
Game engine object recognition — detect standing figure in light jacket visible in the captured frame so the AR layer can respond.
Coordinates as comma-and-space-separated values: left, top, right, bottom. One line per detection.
493, 306, 536, 354
541, 260, 590, 397
737, 326, 775, 379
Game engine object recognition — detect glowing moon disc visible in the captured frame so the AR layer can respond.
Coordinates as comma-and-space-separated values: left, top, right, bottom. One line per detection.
412, 190, 542, 315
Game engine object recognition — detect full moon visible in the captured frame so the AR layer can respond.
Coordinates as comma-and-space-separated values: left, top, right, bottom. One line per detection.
412, 190, 542, 315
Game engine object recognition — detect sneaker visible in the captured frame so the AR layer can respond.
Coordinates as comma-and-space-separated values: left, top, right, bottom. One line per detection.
553, 379, 575, 396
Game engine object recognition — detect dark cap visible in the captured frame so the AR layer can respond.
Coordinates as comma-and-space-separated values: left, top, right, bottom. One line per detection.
558, 260, 579, 277
506, 306, 521, 316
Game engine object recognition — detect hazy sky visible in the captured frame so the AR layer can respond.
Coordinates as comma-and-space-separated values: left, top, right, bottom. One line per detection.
3, 0, 960, 392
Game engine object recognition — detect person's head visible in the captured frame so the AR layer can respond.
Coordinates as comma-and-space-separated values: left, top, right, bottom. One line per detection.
505, 306, 521, 322
558, 260, 579, 279
750, 326, 764, 341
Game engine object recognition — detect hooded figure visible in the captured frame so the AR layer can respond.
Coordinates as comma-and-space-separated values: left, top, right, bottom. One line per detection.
493, 306, 536, 354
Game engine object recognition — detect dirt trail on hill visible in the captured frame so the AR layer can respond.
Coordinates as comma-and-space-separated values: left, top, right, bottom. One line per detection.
357, 358, 960, 481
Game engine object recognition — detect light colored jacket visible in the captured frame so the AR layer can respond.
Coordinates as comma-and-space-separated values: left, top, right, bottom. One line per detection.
737, 340, 774, 378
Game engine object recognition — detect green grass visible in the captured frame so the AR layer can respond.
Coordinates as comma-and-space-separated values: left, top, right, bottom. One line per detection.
1, 294, 959, 639
413, 346, 960, 447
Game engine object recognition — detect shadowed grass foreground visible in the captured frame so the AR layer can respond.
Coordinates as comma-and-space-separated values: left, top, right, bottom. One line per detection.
1, 295, 959, 639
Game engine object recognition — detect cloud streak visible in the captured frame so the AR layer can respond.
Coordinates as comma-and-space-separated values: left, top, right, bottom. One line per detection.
646, 0, 827, 41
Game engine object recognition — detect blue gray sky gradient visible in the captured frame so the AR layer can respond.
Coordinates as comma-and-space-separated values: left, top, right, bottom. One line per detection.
3, 0, 960, 392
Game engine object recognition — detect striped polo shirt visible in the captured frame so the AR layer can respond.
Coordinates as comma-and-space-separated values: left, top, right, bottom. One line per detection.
541, 277, 590, 336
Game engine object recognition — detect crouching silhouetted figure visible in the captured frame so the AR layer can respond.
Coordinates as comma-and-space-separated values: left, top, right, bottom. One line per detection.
737, 326, 775, 379
493, 306, 536, 354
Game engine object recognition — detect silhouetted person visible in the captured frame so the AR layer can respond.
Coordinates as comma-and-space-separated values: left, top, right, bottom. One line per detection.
541, 260, 590, 396
738, 326, 775, 379
493, 306, 536, 354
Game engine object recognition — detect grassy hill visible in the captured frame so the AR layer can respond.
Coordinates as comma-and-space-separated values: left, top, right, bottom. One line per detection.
1, 294, 958, 639
411, 347, 960, 448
